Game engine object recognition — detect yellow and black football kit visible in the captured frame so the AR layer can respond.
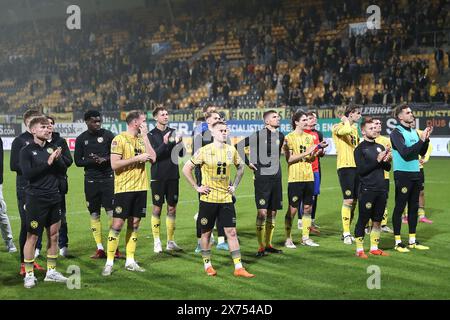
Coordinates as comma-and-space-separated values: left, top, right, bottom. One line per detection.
111, 132, 149, 219
191, 143, 243, 203
332, 121, 360, 237
190, 143, 243, 230
375, 135, 391, 181
111, 132, 148, 193
285, 131, 315, 206
332, 122, 360, 199
374, 135, 392, 226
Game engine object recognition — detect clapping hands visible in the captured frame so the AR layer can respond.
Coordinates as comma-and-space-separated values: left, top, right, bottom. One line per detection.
47, 147, 62, 165
420, 126, 433, 141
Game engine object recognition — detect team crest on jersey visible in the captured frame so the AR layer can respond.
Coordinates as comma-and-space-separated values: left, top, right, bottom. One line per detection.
401, 187, 408, 194
169, 136, 175, 143
47, 148, 54, 154
30, 221, 38, 229
227, 151, 232, 160
376, 147, 382, 153
154, 194, 160, 201
345, 190, 352, 196
115, 206, 123, 214
97, 137, 104, 143
200, 218, 208, 225
259, 199, 266, 206
84, 140, 88, 145
32, 151, 37, 156
365, 202, 372, 209
276, 139, 280, 145
292, 196, 298, 203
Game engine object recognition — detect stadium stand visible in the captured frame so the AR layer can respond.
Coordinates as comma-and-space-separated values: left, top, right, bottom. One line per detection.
0, 0, 448, 115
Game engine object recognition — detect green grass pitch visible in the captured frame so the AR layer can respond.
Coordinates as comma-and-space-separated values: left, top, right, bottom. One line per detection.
1, 152, 449, 299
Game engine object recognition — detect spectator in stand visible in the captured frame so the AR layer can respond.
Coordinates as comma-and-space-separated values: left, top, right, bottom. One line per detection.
312, 94, 323, 107
353, 88, 363, 104
256, 78, 266, 101
322, 88, 333, 105
434, 47, 444, 75
289, 86, 301, 106
411, 89, 422, 103
333, 91, 344, 105
429, 80, 438, 101
434, 89, 445, 103
223, 80, 230, 102
383, 90, 394, 105
323, 69, 331, 94
372, 90, 383, 104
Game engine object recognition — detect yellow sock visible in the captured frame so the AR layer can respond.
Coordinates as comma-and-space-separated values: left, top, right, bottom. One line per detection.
356, 237, 364, 252
381, 208, 388, 226
201, 249, 212, 269
231, 250, 243, 269
403, 205, 408, 215
302, 214, 312, 240
166, 216, 175, 242
341, 204, 352, 234
47, 254, 57, 271
24, 259, 34, 275
284, 212, 293, 239
370, 228, 380, 250
265, 217, 275, 248
256, 217, 265, 250
409, 233, 416, 244
126, 230, 138, 260
91, 218, 102, 246
232, 256, 242, 267
151, 216, 161, 240
106, 229, 120, 263
418, 207, 425, 218
395, 235, 402, 245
